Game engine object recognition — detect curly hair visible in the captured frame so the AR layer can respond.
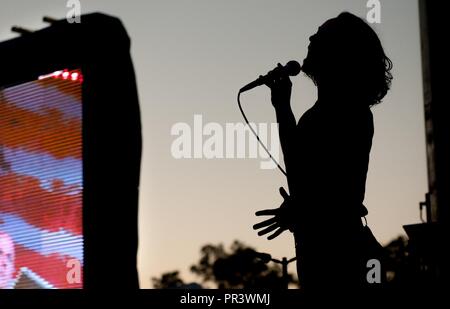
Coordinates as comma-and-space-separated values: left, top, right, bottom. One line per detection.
303, 12, 393, 106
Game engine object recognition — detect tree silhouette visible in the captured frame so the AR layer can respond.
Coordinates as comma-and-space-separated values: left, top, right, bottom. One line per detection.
151, 271, 185, 289
190, 240, 298, 289
152, 235, 434, 289
383, 235, 415, 287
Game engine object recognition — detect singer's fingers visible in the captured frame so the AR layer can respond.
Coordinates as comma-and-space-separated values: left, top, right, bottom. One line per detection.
278, 73, 291, 84
277, 64, 287, 81
267, 81, 275, 89
267, 227, 285, 240
255, 208, 279, 216
279, 187, 290, 200
257, 222, 280, 236
262, 74, 273, 87
253, 217, 278, 230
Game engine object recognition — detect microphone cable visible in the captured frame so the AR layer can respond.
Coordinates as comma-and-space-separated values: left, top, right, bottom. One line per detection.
237, 90, 287, 177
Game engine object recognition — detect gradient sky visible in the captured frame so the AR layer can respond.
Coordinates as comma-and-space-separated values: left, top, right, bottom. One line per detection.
0, 0, 426, 288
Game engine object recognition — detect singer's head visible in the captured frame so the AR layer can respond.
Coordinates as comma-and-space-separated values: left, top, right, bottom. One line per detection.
302, 12, 392, 107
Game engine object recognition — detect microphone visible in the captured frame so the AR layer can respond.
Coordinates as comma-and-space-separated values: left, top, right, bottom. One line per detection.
240, 60, 301, 93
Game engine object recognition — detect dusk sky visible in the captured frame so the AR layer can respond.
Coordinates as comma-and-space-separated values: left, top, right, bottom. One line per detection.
0, 0, 426, 288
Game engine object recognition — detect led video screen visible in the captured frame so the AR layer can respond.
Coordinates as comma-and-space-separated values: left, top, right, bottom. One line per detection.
0, 69, 83, 289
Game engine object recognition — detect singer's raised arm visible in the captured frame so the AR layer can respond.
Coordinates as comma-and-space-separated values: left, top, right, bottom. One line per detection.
269, 76, 298, 186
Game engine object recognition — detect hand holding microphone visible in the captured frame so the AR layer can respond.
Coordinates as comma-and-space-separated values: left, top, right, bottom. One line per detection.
237, 61, 301, 177
240, 60, 301, 107
240, 60, 301, 92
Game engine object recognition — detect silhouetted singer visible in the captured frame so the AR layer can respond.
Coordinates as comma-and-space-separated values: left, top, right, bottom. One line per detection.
253, 12, 392, 290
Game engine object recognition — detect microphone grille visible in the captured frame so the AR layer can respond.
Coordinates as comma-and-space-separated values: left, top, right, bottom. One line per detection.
285, 60, 302, 76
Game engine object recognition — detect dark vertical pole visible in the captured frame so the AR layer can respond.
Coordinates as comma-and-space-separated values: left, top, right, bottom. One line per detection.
282, 257, 288, 289
418, 0, 450, 284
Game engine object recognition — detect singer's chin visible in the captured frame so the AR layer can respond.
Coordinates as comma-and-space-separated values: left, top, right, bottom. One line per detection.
301, 57, 312, 76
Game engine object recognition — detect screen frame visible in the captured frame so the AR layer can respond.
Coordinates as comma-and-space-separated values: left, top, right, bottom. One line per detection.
0, 13, 142, 289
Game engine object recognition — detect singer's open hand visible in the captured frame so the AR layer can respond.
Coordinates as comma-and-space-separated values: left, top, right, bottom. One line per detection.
253, 187, 295, 240
263, 63, 292, 108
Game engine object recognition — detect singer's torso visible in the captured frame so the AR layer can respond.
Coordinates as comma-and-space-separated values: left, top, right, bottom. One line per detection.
286, 100, 374, 289
287, 100, 374, 233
